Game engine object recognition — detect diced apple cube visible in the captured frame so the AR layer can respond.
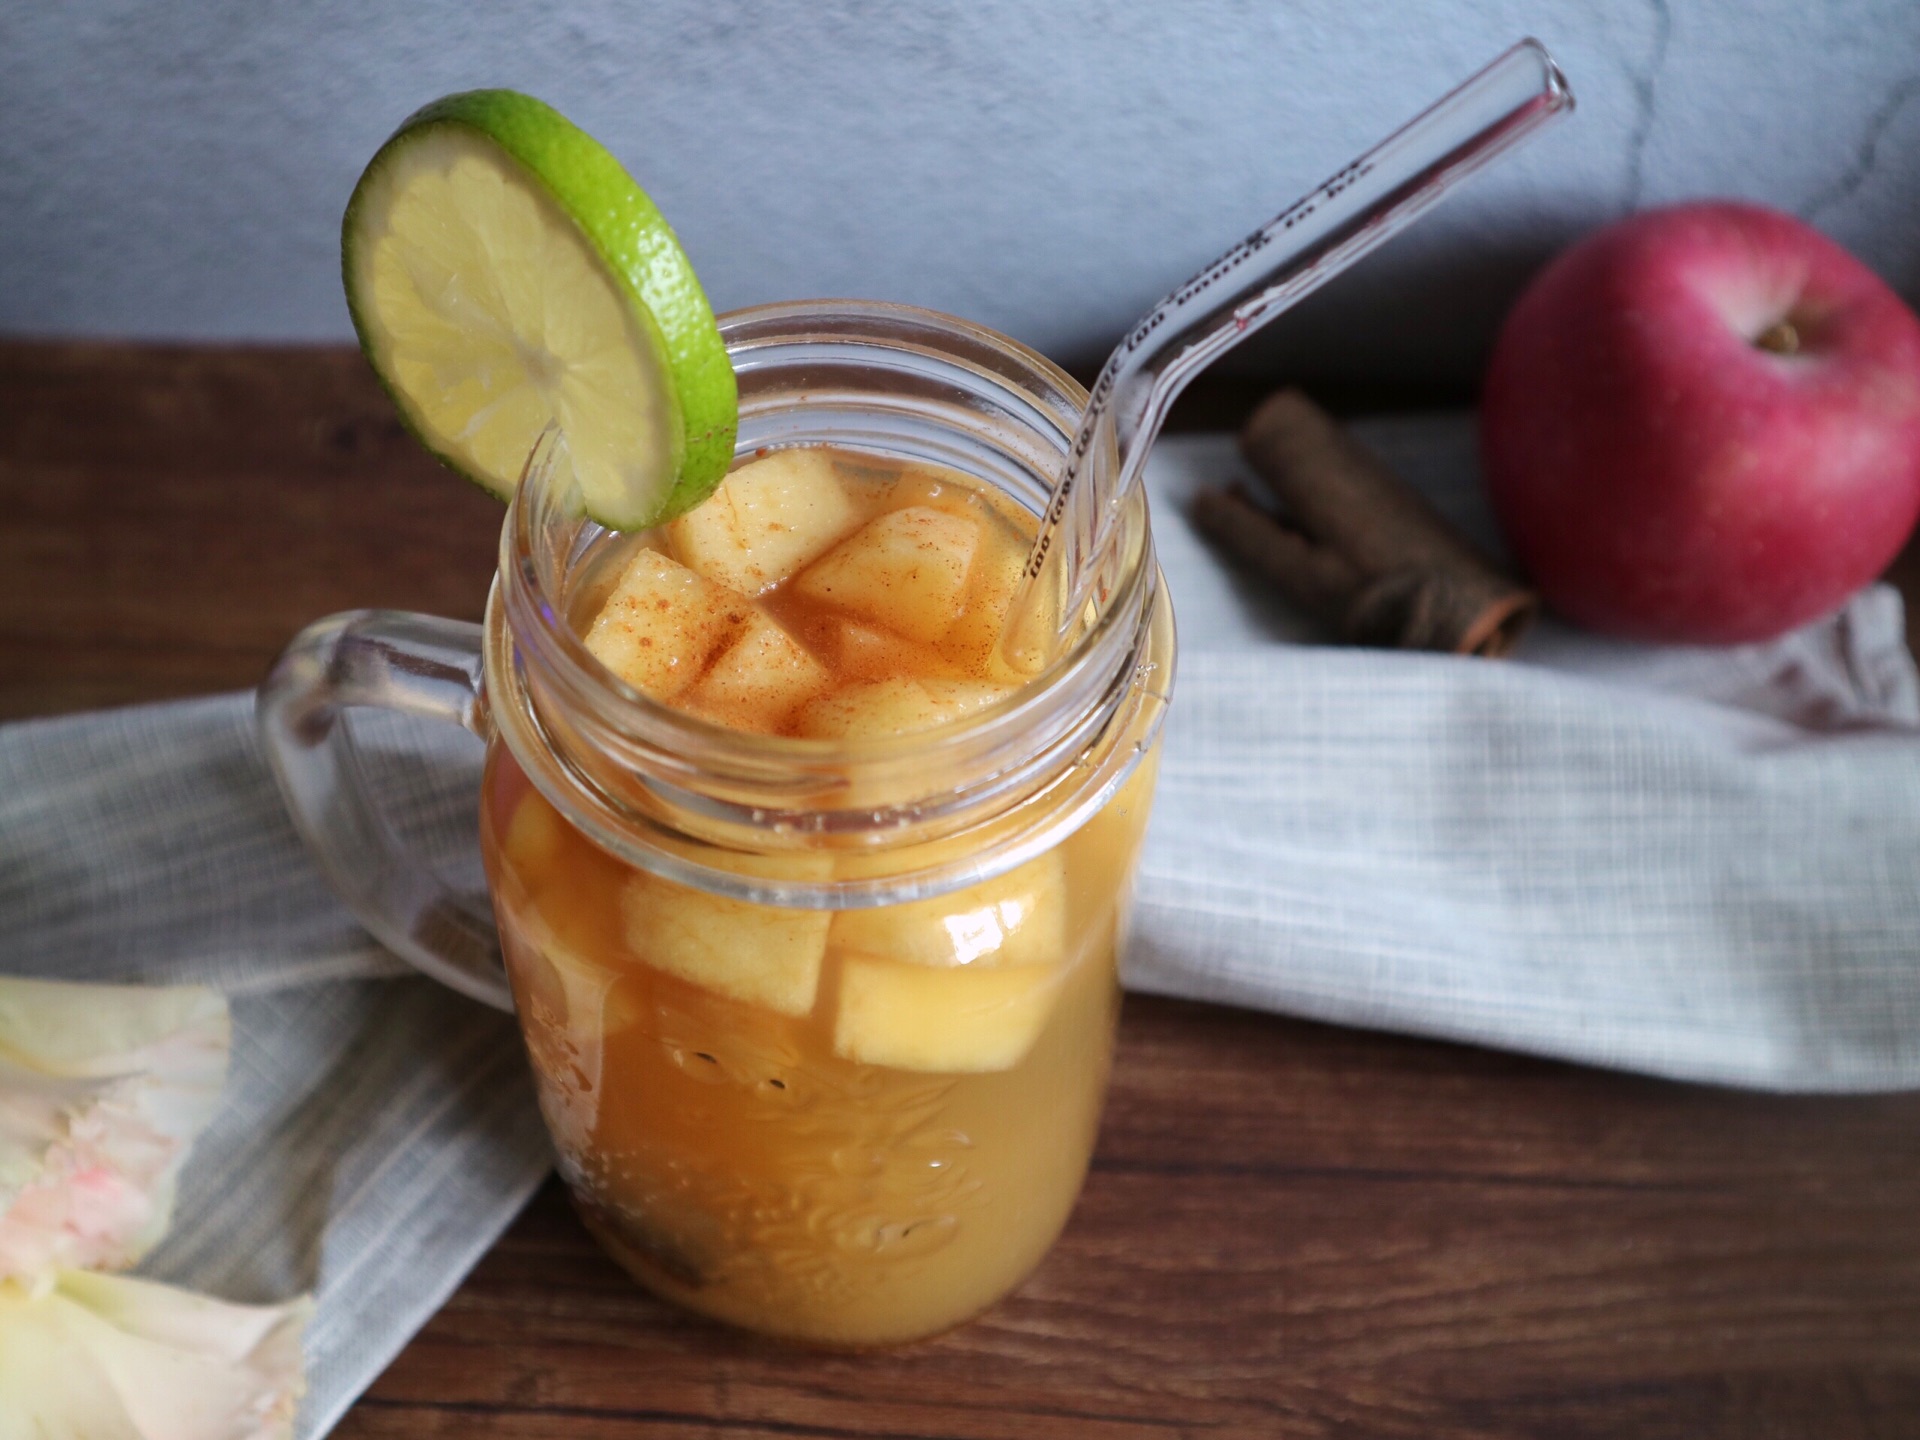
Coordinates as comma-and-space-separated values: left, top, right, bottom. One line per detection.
681, 609, 832, 733
895, 464, 1004, 519
833, 958, 1064, 1072
918, 679, 1017, 716
832, 620, 961, 682
942, 526, 1030, 672
622, 868, 831, 1016
584, 547, 753, 700
666, 448, 864, 595
794, 506, 980, 643
723, 847, 842, 885
829, 851, 1065, 970
533, 936, 645, 1040
502, 789, 566, 875
507, 925, 642, 1155
792, 677, 1005, 740
505, 836, 638, 1038
794, 679, 938, 739
1066, 748, 1160, 945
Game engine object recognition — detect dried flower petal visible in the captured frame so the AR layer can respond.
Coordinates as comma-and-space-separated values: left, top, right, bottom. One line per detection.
0, 1269, 309, 1440
0, 977, 229, 1283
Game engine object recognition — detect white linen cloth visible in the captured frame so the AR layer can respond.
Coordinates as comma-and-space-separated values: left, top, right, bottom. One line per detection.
2, 418, 1916, 1434
0, 696, 545, 1439
1133, 423, 1920, 1091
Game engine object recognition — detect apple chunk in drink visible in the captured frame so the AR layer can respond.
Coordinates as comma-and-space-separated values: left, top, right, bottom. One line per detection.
481, 444, 1159, 1346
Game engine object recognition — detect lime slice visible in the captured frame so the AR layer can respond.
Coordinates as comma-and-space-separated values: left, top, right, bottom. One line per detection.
342, 90, 736, 530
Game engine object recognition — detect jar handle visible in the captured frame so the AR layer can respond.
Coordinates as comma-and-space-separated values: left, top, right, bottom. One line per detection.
255, 609, 513, 1011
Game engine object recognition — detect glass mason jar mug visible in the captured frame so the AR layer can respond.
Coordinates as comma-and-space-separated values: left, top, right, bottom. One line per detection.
258, 301, 1175, 1347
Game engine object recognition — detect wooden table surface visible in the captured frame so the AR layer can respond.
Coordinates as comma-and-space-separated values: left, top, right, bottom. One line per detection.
6, 341, 1920, 1439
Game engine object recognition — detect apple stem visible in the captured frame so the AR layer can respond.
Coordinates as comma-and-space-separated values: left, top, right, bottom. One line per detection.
1755, 319, 1800, 356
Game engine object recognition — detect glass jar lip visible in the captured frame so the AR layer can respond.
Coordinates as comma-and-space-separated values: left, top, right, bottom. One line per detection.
717, 297, 1088, 408
503, 298, 1141, 764
485, 298, 1171, 904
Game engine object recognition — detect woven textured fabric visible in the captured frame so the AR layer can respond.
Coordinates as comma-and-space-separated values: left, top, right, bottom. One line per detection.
1133, 425, 1920, 1090
2, 418, 1916, 1433
0, 697, 551, 1438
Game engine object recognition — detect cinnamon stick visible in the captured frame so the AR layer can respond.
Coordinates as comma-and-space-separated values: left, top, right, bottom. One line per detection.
1192, 389, 1537, 657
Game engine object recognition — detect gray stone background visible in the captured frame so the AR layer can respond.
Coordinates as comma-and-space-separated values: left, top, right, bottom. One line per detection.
3, 0, 1916, 385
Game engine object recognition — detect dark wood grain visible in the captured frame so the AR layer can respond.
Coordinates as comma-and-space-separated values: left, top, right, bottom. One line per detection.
5, 341, 1919, 1440
341, 1003, 1920, 1440
0, 340, 502, 718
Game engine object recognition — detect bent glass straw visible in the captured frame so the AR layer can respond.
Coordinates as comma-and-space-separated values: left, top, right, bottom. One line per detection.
1003, 38, 1574, 667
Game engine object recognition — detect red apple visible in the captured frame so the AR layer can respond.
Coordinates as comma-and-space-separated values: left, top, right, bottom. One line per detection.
1480, 201, 1920, 643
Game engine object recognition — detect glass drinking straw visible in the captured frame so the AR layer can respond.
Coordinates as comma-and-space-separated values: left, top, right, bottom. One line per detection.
1001, 38, 1574, 668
